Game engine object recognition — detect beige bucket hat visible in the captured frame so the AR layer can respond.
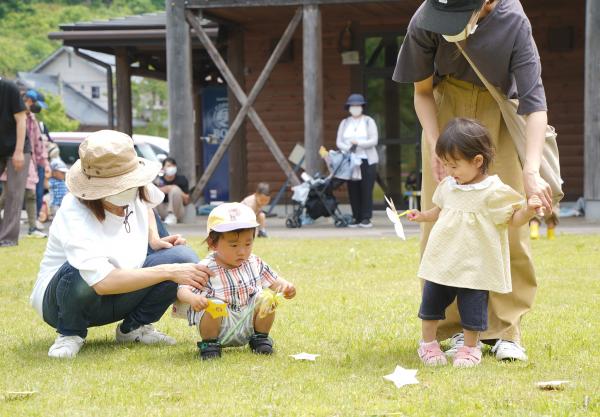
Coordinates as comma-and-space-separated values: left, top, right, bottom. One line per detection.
66, 130, 161, 200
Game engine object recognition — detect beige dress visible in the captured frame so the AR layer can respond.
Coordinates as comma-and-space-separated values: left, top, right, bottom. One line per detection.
418, 175, 524, 294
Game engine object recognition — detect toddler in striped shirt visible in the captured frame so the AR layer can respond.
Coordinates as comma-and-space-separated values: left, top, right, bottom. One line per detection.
175, 202, 296, 360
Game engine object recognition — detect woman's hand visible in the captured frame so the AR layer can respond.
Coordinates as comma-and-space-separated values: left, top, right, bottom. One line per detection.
431, 153, 445, 183
165, 263, 212, 290
149, 234, 187, 250
523, 170, 552, 216
526, 194, 543, 214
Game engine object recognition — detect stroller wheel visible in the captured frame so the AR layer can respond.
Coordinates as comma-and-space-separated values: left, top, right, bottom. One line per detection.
334, 217, 348, 228
286, 216, 300, 228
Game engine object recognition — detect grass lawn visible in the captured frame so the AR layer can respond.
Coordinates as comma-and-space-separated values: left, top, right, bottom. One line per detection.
0, 235, 599, 416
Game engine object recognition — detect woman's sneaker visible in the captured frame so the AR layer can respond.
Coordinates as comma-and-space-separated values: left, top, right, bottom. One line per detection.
115, 324, 176, 345
27, 227, 47, 238
417, 340, 447, 366
347, 219, 360, 228
48, 335, 85, 359
249, 333, 274, 355
359, 219, 373, 228
491, 339, 528, 361
453, 345, 482, 367
198, 341, 222, 360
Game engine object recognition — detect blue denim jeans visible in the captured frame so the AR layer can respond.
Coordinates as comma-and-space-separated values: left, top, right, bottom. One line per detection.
36, 164, 45, 215
418, 280, 489, 332
42, 244, 199, 338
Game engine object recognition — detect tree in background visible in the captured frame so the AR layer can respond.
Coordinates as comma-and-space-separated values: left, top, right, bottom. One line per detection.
36, 91, 80, 132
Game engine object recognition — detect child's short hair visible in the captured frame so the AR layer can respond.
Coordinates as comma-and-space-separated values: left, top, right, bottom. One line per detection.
256, 182, 270, 196
206, 227, 256, 247
436, 118, 495, 173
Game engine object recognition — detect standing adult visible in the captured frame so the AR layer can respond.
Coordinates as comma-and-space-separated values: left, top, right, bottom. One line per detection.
157, 157, 190, 225
31, 130, 211, 358
394, 0, 553, 360
0, 78, 29, 247
336, 93, 379, 228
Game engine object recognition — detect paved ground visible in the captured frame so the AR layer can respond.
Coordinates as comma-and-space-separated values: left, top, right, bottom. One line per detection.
20, 204, 599, 240
165, 204, 600, 239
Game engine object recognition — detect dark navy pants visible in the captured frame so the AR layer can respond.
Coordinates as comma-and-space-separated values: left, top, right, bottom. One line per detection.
42, 219, 199, 338
418, 280, 489, 332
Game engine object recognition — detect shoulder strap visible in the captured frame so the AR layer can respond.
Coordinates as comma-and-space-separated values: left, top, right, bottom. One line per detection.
455, 42, 506, 106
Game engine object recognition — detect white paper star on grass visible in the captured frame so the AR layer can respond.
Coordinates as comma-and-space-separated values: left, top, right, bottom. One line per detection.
289, 352, 320, 361
383, 366, 419, 388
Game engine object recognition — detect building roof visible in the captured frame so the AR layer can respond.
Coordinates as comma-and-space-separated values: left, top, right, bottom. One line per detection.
17, 72, 145, 128
31, 46, 115, 74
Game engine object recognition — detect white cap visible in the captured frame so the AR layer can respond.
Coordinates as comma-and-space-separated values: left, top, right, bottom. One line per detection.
206, 202, 259, 234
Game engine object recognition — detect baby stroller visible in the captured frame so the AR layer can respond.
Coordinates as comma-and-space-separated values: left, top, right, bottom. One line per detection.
285, 149, 359, 228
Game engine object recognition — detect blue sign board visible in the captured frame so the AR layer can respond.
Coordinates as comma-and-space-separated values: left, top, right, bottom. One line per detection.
201, 86, 230, 202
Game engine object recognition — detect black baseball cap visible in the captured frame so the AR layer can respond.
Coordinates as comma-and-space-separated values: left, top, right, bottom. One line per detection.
416, 0, 485, 36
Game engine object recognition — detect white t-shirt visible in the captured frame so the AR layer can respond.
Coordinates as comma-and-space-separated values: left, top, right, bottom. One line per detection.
30, 184, 164, 317
342, 117, 368, 159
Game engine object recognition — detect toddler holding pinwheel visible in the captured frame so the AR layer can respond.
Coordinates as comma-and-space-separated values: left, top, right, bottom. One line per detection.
173, 202, 296, 360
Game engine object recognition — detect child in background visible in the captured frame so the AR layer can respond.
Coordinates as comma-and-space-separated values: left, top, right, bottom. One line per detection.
408, 118, 542, 368
175, 202, 296, 360
529, 210, 558, 240
242, 182, 271, 238
47, 143, 68, 218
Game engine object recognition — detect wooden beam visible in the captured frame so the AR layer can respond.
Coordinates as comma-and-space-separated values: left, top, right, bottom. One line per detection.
303, 4, 323, 176
186, 0, 400, 8
115, 47, 132, 135
166, 0, 196, 185
186, 9, 301, 203
585, 0, 600, 219
227, 26, 247, 201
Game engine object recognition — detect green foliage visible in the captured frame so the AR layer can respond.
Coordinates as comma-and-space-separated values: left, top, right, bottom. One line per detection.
36, 90, 80, 131
0, 1, 163, 78
132, 78, 168, 137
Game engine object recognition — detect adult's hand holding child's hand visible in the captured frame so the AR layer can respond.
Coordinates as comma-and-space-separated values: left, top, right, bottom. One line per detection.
527, 195, 544, 215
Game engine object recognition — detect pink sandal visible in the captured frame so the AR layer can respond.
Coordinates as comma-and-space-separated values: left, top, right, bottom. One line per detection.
453, 345, 482, 368
418, 341, 448, 366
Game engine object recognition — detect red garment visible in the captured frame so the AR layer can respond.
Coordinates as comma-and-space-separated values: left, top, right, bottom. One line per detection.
27, 113, 48, 168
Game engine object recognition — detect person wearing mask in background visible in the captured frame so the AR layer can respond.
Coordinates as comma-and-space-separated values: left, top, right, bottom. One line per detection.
0, 78, 30, 247
336, 93, 379, 228
157, 157, 190, 226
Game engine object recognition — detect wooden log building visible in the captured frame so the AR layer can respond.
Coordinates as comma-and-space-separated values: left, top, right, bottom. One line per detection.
49, 1, 599, 217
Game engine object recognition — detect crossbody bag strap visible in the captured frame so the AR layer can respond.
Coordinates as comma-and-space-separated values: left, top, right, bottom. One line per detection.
455, 42, 507, 107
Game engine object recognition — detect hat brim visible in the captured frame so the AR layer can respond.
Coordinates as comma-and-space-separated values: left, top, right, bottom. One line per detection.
416, 1, 483, 36
66, 157, 161, 200
211, 221, 260, 233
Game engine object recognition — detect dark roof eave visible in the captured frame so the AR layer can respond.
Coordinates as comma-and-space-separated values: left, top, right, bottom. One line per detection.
48, 28, 218, 42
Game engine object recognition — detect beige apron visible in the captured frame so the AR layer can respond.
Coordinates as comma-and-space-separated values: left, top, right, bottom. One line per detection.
421, 76, 537, 343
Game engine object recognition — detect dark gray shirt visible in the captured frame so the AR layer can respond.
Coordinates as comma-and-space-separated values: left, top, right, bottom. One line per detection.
393, 0, 547, 115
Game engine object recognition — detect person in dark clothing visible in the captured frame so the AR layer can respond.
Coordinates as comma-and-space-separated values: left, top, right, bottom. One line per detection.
157, 157, 191, 225
0, 78, 30, 247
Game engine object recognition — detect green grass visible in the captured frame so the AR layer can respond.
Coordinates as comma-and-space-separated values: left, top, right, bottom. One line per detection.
0, 235, 599, 416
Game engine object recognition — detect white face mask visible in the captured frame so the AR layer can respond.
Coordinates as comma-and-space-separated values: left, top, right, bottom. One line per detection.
164, 166, 177, 177
104, 187, 138, 207
442, 10, 481, 43
349, 106, 363, 117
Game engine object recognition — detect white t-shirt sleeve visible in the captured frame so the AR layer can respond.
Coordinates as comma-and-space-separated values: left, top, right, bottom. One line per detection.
144, 183, 165, 208
57, 208, 115, 287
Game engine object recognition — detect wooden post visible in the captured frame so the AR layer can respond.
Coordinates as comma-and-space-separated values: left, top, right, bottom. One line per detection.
227, 26, 247, 202
303, 4, 324, 176
166, 0, 196, 185
186, 9, 301, 203
585, 0, 600, 220
115, 48, 132, 135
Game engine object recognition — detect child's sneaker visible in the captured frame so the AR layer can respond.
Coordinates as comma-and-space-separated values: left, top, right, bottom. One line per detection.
417, 340, 447, 366
530, 222, 539, 239
444, 332, 483, 357
453, 345, 482, 367
249, 333, 274, 355
198, 341, 221, 360
547, 228, 556, 240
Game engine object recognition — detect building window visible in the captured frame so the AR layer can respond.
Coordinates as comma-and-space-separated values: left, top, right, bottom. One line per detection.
91, 86, 100, 99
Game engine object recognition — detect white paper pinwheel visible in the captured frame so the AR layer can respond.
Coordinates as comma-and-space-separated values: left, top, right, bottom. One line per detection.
384, 195, 409, 240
